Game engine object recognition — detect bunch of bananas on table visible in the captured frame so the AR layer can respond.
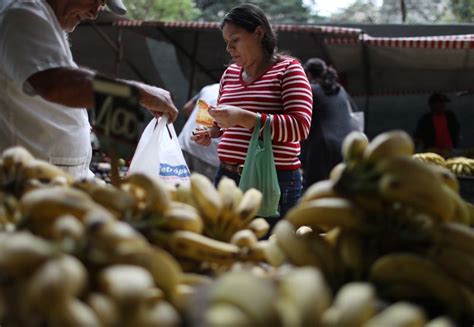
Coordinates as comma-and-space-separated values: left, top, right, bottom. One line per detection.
263, 130, 474, 323
445, 157, 474, 177
412, 152, 446, 167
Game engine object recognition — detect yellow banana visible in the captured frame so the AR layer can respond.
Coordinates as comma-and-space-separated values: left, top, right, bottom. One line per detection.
261, 238, 287, 266
1, 146, 34, 169
209, 272, 280, 326
230, 229, 257, 248
152, 230, 240, 265
190, 173, 221, 223
0, 231, 56, 277
329, 162, 346, 183
274, 220, 328, 270
246, 217, 270, 239
301, 180, 338, 203
204, 302, 253, 326
161, 201, 203, 234
364, 302, 427, 327
431, 222, 474, 256
236, 188, 262, 223
429, 246, 474, 289
428, 164, 460, 193
278, 267, 331, 326
285, 198, 369, 232
370, 253, 466, 318
21, 159, 74, 184
87, 293, 120, 327
337, 230, 366, 279
363, 130, 414, 163
48, 299, 100, 326
124, 173, 171, 215
442, 185, 470, 225
87, 184, 137, 218
98, 264, 155, 306
378, 174, 455, 222
322, 282, 376, 327
341, 131, 369, 162
425, 316, 457, 327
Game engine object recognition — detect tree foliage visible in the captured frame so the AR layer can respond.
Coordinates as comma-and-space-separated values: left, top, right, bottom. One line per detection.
450, 0, 474, 22
122, 0, 200, 21
195, 0, 325, 24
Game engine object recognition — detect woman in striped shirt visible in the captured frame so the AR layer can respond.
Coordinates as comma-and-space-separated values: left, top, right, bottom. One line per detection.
192, 3, 313, 224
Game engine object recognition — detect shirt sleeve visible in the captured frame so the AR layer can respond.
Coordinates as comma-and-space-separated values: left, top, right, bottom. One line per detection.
266, 59, 313, 143
0, 7, 74, 93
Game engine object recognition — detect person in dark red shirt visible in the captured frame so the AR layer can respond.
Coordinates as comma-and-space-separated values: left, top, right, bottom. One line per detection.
414, 92, 460, 153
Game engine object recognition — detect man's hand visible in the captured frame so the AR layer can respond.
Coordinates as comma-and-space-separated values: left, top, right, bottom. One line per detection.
138, 84, 178, 123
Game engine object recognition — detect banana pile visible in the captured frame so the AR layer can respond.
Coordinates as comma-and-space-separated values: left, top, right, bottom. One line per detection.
413, 152, 446, 167
200, 267, 454, 327
264, 130, 474, 323
445, 157, 474, 177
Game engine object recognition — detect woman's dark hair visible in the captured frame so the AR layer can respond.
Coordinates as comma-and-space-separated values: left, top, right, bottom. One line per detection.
220, 3, 277, 59
304, 58, 340, 96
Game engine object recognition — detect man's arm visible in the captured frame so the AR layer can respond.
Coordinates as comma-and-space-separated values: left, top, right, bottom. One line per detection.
28, 67, 178, 122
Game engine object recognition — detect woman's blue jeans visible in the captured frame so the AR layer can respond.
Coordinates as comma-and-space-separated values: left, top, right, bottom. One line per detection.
213, 166, 302, 233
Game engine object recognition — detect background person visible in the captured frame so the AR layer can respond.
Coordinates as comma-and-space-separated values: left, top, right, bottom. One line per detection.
301, 57, 360, 189
0, 0, 178, 179
178, 83, 220, 180
414, 92, 460, 154
192, 4, 313, 226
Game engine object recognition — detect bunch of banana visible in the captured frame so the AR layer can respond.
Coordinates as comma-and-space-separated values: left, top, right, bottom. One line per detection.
446, 157, 474, 176
413, 152, 446, 167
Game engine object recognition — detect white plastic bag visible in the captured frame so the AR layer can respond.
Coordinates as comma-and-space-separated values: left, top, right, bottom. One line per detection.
128, 116, 190, 186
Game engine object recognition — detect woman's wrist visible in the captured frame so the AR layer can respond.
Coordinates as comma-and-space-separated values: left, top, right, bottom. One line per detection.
240, 110, 259, 129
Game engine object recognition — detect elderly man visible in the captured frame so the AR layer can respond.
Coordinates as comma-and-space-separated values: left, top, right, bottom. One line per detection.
0, 0, 178, 178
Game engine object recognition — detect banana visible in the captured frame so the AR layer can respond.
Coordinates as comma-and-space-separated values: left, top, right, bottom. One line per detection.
425, 316, 456, 327
363, 130, 414, 163
1, 146, 34, 169
190, 173, 221, 223
322, 282, 376, 327
48, 299, 101, 327
428, 164, 460, 193
369, 253, 466, 318
214, 177, 241, 240
87, 293, 120, 327
337, 230, 366, 279
236, 188, 262, 223
160, 201, 203, 234
209, 272, 280, 326
126, 299, 181, 327
329, 162, 346, 183
98, 264, 155, 307
119, 246, 181, 298
364, 302, 427, 327
285, 198, 369, 232
341, 131, 369, 162
301, 180, 338, 203
429, 246, 474, 289
274, 220, 328, 270
431, 222, 474, 256
246, 217, 270, 239
204, 302, 253, 327
21, 159, 74, 184
152, 230, 240, 265
378, 174, 455, 222
25, 254, 87, 314
88, 184, 137, 218
261, 238, 287, 266
278, 267, 331, 326
124, 173, 171, 215
0, 231, 56, 276
179, 272, 213, 287
442, 185, 470, 225
230, 229, 258, 248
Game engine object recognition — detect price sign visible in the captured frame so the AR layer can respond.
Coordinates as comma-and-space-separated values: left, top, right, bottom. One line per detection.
92, 76, 144, 160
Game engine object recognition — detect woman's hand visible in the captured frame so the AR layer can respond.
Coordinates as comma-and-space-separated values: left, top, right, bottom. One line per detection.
191, 127, 212, 146
209, 105, 258, 129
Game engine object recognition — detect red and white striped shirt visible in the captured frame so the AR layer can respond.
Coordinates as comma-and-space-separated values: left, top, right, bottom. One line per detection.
217, 56, 313, 170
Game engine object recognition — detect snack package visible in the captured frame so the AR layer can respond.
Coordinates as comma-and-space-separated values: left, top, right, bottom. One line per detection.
195, 99, 214, 127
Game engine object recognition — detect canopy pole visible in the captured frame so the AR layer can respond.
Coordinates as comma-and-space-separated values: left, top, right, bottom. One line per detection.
362, 41, 372, 135
188, 31, 200, 100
